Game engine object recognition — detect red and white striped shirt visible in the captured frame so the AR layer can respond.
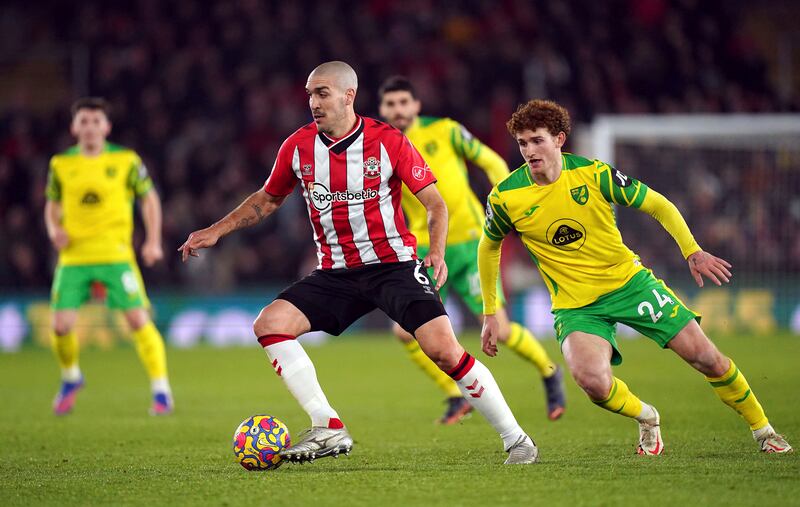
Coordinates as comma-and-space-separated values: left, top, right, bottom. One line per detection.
264, 116, 437, 270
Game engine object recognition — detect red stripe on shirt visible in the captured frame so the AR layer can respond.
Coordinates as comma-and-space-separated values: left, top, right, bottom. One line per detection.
362, 140, 399, 263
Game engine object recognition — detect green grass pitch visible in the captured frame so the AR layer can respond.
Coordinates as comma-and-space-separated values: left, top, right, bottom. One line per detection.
1, 332, 798, 506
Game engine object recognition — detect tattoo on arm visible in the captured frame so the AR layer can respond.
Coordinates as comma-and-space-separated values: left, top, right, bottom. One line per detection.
250, 203, 264, 221
235, 217, 254, 229
233, 202, 266, 230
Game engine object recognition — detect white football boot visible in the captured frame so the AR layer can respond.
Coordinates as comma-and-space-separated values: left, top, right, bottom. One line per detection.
504, 435, 540, 464
637, 406, 664, 455
280, 426, 353, 463
754, 426, 793, 454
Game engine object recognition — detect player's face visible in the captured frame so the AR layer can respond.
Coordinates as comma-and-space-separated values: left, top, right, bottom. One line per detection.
515, 128, 565, 175
70, 109, 111, 148
379, 91, 420, 131
306, 75, 354, 135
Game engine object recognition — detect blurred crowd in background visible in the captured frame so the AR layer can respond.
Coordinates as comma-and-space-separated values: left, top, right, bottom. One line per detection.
1, 0, 798, 291
614, 144, 800, 278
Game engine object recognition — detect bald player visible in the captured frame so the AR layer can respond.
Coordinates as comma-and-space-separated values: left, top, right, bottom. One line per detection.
180, 61, 540, 465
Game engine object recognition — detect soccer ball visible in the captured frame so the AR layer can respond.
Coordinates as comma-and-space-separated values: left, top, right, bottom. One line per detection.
233, 415, 291, 471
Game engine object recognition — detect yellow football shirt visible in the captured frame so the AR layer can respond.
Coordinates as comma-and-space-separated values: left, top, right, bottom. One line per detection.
400, 116, 509, 246
480, 153, 701, 311
46, 143, 153, 265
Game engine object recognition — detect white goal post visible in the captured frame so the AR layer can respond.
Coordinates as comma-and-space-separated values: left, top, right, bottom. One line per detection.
576, 114, 800, 165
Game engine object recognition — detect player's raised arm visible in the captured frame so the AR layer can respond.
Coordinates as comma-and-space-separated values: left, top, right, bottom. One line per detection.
595, 163, 733, 288
414, 184, 448, 289
636, 188, 733, 287
178, 190, 286, 262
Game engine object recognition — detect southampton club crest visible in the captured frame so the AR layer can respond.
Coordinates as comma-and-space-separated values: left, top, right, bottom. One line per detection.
301, 163, 313, 177
570, 185, 589, 205
363, 156, 381, 178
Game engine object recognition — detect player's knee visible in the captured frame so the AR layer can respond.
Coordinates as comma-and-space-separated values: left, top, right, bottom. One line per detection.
52, 313, 75, 336
422, 341, 464, 371
571, 367, 612, 400
694, 348, 729, 377
124, 309, 149, 331
253, 306, 294, 337
252, 310, 277, 337
496, 325, 511, 343
53, 320, 72, 336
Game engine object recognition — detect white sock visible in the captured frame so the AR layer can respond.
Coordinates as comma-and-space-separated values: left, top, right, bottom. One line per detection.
450, 354, 528, 450
635, 402, 657, 423
753, 424, 774, 440
62, 365, 82, 382
263, 338, 340, 428
151, 377, 171, 394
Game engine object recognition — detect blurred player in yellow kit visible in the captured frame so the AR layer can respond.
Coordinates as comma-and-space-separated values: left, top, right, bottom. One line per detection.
379, 77, 565, 424
45, 98, 173, 416
479, 99, 792, 454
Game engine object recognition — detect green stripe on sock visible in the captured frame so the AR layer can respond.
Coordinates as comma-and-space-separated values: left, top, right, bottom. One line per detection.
594, 379, 618, 405
709, 368, 739, 387
735, 389, 751, 403
613, 400, 627, 413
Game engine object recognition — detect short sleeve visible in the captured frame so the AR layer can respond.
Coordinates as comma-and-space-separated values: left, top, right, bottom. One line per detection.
483, 189, 513, 241
45, 158, 61, 201
128, 153, 154, 197
392, 133, 437, 193
593, 160, 649, 209
263, 140, 298, 196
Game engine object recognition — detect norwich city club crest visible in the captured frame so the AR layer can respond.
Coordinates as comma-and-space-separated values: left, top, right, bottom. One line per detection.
570, 185, 588, 205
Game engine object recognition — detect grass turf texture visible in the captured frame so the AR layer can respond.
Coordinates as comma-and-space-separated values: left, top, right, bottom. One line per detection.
1, 333, 798, 507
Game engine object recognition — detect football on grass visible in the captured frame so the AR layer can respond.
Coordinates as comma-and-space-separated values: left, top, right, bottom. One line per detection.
233, 415, 291, 470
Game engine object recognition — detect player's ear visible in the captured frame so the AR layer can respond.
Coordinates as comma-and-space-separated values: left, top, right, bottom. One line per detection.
344, 88, 356, 106
555, 131, 566, 149
412, 99, 421, 115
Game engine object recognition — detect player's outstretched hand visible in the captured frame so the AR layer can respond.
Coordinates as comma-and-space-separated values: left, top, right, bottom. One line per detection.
178, 227, 220, 262
687, 250, 732, 288
423, 251, 448, 290
141, 240, 164, 267
480, 314, 500, 357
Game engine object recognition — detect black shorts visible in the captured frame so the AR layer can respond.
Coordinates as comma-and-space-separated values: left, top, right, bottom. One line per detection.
276, 260, 447, 336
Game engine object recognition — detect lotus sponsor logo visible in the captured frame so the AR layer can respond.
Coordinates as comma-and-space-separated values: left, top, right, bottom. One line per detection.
308, 182, 378, 211
81, 191, 101, 205
546, 219, 587, 251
